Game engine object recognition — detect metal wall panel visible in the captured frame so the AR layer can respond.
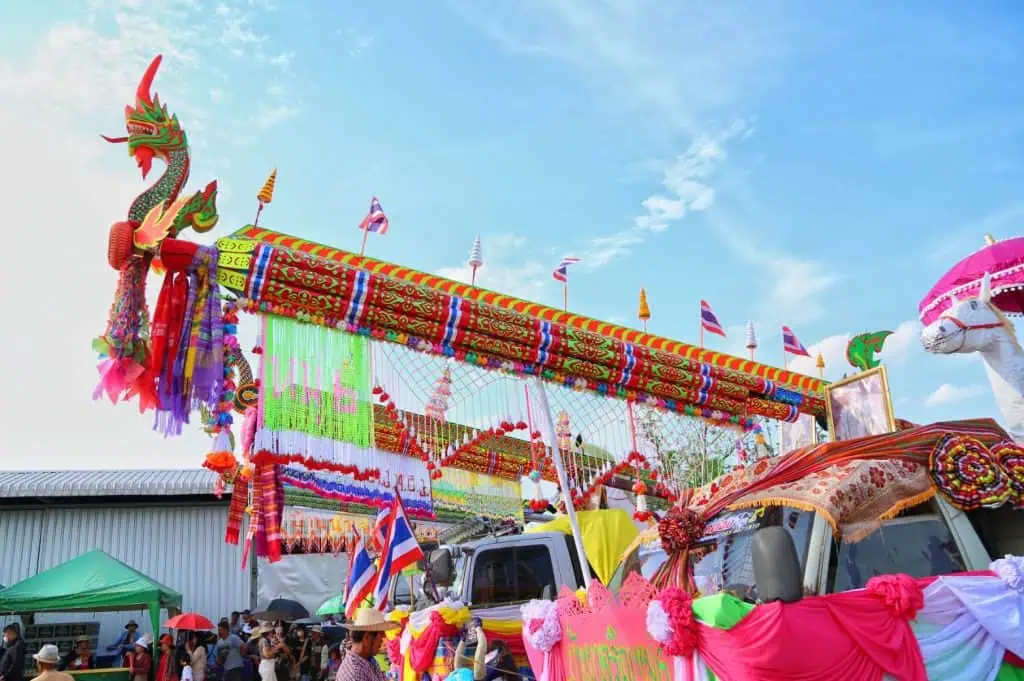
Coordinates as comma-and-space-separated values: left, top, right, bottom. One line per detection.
0, 509, 44, 585
0, 504, 250, 643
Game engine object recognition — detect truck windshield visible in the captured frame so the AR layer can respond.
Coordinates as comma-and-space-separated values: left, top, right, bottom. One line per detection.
608, 506, 813, 599
829, 502, 966, 591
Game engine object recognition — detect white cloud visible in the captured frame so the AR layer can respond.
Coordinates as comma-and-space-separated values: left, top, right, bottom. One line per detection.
336, 28, 375, 59
877, 320, 920, 364
788, 333, 849, 380
436, 234, 553, 304
786, 321, 919, 380
763, 257, 839, 326
925, 384, 988, 407
580, 120, 751, 268
448, 2, 790, 135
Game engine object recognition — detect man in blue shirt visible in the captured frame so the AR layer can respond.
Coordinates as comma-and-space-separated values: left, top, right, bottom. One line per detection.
215, 622, 244, 681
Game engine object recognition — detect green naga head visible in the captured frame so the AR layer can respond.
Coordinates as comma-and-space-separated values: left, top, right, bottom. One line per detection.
102, 54, 187, 179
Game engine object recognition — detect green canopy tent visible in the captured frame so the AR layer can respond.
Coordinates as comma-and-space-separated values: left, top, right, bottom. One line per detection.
0, 550, 182, 637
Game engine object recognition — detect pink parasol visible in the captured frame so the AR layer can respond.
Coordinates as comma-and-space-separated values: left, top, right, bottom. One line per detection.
919, 235, 1024, 325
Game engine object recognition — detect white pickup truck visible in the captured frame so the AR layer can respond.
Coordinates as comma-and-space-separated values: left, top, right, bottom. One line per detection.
428, 497, 1022, 604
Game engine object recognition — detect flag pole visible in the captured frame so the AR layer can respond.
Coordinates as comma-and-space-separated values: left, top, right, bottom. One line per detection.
533, 376, 593, 588
359, 228, 369, 257
563, 282, 568, 312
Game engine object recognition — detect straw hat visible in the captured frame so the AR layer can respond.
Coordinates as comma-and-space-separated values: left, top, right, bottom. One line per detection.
249, 624, 273, 638
339, 609, 399, 632
75, 635, 91, 644
33, 645, 60, 665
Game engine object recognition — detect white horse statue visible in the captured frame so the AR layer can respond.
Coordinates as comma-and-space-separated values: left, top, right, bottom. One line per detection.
921, 272, 1024, 442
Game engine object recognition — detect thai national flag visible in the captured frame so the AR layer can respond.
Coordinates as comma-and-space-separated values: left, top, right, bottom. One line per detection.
700, 300, 726, 337
358, 197, 389, 234
552, 256, 580, 283
344, 534, 377, 619
371, 505, 391, 553
372, 492, 424, 610
782, 325, 810, 357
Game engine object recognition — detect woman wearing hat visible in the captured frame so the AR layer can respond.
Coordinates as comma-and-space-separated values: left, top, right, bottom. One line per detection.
129, 635, 153, 681
59, 637, 95, 671
335, 609, 398, 681
29, 645, 72, 681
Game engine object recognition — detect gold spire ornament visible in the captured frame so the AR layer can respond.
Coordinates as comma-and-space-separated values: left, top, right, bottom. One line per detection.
254, 168, 277, 226
638, 288, 651, 332
816, 352, 825, 378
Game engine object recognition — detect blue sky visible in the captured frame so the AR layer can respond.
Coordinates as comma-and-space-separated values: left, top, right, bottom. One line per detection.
1, 0, 1022, 469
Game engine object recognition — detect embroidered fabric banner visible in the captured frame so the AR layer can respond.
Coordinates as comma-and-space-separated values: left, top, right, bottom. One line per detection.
729, 458, 934, 540
433, 468, 523, 522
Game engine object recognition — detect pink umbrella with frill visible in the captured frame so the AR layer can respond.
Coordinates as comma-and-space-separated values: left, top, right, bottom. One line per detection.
919, 235, 1024, 324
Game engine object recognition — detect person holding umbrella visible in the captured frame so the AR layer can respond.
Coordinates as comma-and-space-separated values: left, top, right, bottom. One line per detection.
186, 634, 206, 681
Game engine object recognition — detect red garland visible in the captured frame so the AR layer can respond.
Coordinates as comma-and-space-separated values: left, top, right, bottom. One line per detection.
251, 450, 380, 481
659, 507, 705, 554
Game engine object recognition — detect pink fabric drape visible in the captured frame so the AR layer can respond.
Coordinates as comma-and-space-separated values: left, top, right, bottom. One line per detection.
409, 612, 459, 673
695, 576, 926, 681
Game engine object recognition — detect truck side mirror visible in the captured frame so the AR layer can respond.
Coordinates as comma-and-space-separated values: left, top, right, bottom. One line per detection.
751, 526, 803, 603
428, 548, 455, 587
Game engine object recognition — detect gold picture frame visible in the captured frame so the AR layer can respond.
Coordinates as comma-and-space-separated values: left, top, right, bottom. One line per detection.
825, 365, 896, 442
779, 412, 819, 455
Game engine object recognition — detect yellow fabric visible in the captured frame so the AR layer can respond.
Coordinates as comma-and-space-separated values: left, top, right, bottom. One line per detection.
385, 609, 409, 641
480, 619, 522, 635
525, 509, 639, 584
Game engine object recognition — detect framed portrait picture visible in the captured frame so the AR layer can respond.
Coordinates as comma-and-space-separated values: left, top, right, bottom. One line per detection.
779, 412, 819, 454
825, 366, 896, 442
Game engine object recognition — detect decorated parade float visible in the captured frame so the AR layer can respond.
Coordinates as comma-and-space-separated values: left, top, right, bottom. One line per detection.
93, 56, 1024, 680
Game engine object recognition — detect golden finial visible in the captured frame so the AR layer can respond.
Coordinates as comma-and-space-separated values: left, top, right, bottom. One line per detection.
984, 234, 997, 246
638, 288, 651, 332
257, 169, 277, 205
816, 351, 825, 378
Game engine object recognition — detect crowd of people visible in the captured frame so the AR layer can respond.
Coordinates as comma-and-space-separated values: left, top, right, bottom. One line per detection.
0, 613, 358, 681
0, 607, 516, 681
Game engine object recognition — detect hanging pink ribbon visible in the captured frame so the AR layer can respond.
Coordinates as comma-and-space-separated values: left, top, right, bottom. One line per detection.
93, 358, 145, 404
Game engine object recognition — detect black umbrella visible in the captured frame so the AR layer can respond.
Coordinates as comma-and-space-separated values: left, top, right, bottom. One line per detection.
252, 598, 309, 622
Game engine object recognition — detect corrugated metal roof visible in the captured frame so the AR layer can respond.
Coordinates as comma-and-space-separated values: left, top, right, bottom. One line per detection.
0, 469, 220, 497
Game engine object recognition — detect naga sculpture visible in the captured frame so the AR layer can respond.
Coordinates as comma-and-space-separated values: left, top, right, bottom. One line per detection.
93, 54, 219, 408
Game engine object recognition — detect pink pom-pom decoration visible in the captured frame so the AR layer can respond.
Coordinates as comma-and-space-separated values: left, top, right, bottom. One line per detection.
648, 587, 697, 659
521, 599, 561, 653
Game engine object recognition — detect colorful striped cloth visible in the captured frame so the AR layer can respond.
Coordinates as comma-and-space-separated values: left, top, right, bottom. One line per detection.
691, 419, 1009, 520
